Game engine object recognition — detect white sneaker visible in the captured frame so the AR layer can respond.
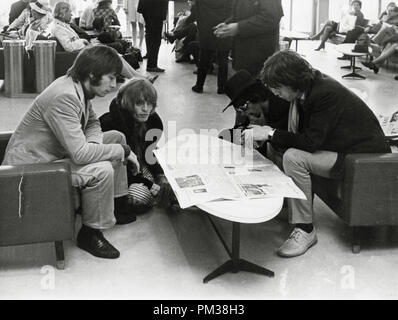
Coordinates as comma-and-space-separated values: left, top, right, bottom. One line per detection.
277, 227, 317, 257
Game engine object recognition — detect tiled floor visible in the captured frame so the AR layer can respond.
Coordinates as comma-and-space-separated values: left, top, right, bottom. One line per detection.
0, 40, 398, 299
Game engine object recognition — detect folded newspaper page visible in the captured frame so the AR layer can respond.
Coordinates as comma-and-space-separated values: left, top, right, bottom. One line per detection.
154, 134, 306, 209
378, 111, 398, 139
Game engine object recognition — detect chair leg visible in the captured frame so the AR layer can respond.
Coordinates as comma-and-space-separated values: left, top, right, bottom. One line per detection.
352, 227, 361, 254
54, 241, 65, 270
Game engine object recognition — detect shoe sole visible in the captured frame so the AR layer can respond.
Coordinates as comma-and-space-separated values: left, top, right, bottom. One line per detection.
77, 243, 120, 259
277, 238, 318, 258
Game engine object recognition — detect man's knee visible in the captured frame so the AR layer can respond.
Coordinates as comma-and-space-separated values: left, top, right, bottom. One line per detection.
94, 161, 115, 182
282, 148, 306, 173
103, 130, 127, 145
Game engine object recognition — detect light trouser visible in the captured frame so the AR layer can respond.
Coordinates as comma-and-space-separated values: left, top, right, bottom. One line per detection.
267, 145, 338, 224
59, 131, 128, 230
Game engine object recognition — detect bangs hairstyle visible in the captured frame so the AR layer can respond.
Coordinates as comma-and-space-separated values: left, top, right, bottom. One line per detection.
67, 45, 123, 85
260, 50, 316, 92
351, 0, 362, 8
117, 79, 158, 112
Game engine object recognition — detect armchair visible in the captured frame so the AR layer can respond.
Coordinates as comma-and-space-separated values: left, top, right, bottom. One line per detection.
0, 132, 75, 269
312, 152, 398, 253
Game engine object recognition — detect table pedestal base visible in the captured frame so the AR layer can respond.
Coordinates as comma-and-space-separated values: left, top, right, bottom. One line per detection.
341, 56, 366, 79
203, 216, 274, 283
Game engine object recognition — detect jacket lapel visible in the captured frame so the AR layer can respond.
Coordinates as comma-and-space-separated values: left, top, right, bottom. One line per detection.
72, 80, 89, 129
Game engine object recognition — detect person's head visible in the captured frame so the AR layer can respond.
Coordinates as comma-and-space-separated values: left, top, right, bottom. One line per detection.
386, 2, 396, 12
30, 0, 51, 19
53, 1, 72, 23
260, 50, 316, 102
97, 0, 112, 8
350, 0, 362, 11
223, 70, 271, 125
67, 45, 123, 97
116, 79, 158, 123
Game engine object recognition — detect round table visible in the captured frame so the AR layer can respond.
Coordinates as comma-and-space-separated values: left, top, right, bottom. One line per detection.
336, 43, 370, 79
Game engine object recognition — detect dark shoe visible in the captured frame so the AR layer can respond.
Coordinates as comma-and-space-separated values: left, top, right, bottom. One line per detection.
192, 85, 203, 93
114, 196, 137, 225
175, 56, 191, 63
362, 61, 379, 74
394, 75, 398, 81
146, 67, 165, 73
337, 55, 350, 60
164, 32, 176, 44
77, 225, 120, 259
314, 43, 325, 51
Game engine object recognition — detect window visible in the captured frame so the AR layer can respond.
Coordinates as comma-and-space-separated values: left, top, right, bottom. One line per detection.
281, 0, 314, 32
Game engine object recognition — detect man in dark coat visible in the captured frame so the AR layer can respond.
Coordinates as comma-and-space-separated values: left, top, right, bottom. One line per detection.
214, 0, 283, 76
138, 0, 169, 72
191, 0, 232, 94
8, 0, 29, 24
242, 50, 390, 258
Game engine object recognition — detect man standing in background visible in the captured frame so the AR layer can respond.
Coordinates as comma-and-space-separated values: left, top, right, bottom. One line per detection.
138, 0, 168, 72
214, 0, 283, 77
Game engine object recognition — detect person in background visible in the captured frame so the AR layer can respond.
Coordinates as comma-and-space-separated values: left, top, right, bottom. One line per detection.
310, 0, 365, 52
137, 0, 168, 73
51, 1, 154, 81
124, 0, 144, 50
9, 0, 30, 25
100, 79, 172, 212
24, 0, 52, 50
2, 45, 141, 259
191, 0, 231, 95
242, 50, 390, 258
93, 0, 120, 32
79, 0, 97, 30
220, 70, 290, 156
214, 0, 283, 77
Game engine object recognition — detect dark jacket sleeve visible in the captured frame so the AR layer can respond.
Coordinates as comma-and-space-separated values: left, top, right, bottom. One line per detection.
271, 91, 343, 153
236, 0, 283, 38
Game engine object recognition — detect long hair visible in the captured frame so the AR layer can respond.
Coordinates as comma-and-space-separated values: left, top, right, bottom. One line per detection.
260, 50, 317, 93
67, 45, 123, 85
117, 79, 158, 114
53, 1, 70, 21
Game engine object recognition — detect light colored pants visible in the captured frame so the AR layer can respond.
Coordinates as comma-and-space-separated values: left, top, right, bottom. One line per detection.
267, 145, 338, 224
60, 131, 128, 229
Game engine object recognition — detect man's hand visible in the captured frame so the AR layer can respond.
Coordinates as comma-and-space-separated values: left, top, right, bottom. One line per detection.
242, 125, 273, 142
214, 23, 238, 38
127, 151, 140, 175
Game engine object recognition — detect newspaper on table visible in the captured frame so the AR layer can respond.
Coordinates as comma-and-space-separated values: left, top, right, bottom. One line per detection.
154, 134, 306, 209
378, 110, 398, 140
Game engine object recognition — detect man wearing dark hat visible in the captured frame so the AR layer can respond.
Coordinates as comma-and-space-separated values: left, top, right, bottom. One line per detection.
221, 70, 289, 154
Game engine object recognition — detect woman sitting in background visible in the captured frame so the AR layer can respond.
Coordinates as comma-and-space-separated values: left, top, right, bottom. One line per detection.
310, 0, 365, 51
24, 0, 53, 50
100, 79, 172, 212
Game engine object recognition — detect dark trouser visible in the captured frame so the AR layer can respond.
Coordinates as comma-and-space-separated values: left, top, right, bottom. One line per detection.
143, 14, 164, 68
195, 49, 229, 91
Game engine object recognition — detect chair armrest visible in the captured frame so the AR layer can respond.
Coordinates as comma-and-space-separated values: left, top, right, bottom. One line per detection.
342, 153, 398, 225
0, 162, 75, 246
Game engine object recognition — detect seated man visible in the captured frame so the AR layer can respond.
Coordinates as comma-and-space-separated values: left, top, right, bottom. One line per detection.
2, 45, 140, 260
100, 79, 172, 212
242, 50, 390, 258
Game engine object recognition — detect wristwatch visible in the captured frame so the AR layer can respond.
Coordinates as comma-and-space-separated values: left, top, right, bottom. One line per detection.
268, 129, 276, 141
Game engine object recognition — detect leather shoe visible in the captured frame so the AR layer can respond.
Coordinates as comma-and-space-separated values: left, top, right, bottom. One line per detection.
394, 75, 398, 81
337, 55, 350, 60
77, 225, 120, 259
192, 85, 203, 93
146, 67, 165, 72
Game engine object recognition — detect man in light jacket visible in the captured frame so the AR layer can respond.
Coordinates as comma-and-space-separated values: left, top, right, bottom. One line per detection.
2, 45, 140, 259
